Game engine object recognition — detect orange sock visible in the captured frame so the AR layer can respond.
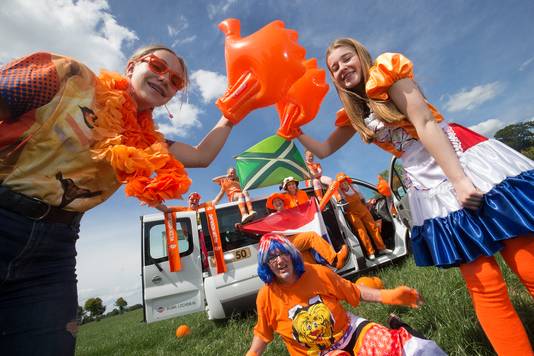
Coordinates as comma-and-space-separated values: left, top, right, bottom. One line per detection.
459, 256, 533, 356
501, 235, 534, 297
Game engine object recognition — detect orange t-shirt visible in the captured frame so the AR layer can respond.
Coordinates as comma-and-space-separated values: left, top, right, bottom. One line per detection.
218, 177, 242, 201
253, 263, 361, 355
285, 190, 309, 208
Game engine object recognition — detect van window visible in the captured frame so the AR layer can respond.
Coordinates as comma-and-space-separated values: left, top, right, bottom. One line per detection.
143, 218, 194, 265
199, 200, 266, 252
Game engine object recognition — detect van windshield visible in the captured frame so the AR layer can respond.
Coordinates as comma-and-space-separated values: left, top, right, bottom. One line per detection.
199, 200, 267, 252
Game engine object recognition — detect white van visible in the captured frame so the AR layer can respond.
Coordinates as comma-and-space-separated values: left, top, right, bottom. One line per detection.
141, 158, 411, 322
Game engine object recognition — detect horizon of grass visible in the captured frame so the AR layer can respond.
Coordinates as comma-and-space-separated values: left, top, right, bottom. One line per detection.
76, 256, 533, 356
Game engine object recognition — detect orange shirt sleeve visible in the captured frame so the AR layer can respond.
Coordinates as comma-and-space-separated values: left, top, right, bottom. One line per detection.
253, 287, 274, 343
321, 266, 361, 307
366, 53, 414, 101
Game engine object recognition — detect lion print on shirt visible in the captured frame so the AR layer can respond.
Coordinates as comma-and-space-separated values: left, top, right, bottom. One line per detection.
289, 295, 335, 354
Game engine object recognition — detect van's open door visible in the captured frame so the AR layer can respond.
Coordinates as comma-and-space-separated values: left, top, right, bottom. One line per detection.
388, 157, 412, 228
141, 211, 204, 323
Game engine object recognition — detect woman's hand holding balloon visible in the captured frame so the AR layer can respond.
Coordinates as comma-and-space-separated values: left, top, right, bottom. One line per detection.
276, 58, 329, 140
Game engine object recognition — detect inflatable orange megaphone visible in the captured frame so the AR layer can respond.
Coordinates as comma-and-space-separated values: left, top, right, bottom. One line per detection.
276, 58, 329, 140
377, 175, 392, 197
216, 19, 306, 124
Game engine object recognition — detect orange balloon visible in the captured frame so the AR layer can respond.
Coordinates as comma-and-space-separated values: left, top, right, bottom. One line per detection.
355, 276, 384, 289
276, 58, 329, 140
175, 324, 191, 338
376, 175, 392, 197
216, 18, 307, 124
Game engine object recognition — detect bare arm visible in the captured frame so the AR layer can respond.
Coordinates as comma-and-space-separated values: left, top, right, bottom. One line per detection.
298, 125, 355, 159
389, 79, 483, 210
169, 116, 234, 168
246, 336, 268, 356
212, 187, 225, 206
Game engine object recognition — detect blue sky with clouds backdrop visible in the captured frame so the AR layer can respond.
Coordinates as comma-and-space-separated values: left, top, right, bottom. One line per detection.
1, 0, 533, 309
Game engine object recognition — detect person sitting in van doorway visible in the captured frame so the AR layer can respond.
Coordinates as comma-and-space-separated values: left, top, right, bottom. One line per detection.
212, 167, 257, 224
304, 150, 342, 202
246, 233, 446, 356
281, 176, 309, 208
336, 173, 391, 260
265, 193, 349, 270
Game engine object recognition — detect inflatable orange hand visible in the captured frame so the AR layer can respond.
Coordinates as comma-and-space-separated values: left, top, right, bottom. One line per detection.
377, 175, 392, 197
216, 18, 307, 124
276, 58, 329, 140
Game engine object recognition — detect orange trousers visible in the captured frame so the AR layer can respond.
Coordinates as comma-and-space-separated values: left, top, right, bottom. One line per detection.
459, 235, 534, 356
288, 231, 337, 265
345, 205, 385, 256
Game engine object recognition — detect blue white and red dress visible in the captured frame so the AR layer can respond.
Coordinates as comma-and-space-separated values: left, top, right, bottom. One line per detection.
357, 53, 534, 268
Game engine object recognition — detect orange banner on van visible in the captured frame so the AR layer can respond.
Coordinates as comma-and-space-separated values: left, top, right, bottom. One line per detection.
164, 211, 182, 272
205, 202, 227, 274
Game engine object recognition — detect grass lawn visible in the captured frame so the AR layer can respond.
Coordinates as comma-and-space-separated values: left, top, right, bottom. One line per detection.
76, 256, 533, 355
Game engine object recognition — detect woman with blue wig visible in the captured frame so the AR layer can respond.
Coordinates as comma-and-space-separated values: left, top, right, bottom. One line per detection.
248, 233, 446, 356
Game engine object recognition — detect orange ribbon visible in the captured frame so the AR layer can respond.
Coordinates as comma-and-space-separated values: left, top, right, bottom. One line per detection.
205, 202, 227, 274
164, 212, 182, 272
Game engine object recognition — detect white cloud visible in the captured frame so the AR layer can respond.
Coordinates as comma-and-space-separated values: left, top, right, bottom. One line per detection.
207, 0, 238, 20
0, 0, 137, 72
191, 69, 227, 103
443, 82, 503, 112
167, 15, 189, 37
519, 57, 534, 71
172, 35, 197, 47
154, 99, 203, 138
468, 118, 507, 137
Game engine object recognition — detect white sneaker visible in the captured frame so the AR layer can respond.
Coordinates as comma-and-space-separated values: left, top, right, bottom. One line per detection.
241, 213, 251, 224
368, 254, 376, 260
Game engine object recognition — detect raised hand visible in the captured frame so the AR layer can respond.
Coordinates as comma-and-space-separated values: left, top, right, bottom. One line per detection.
276, 58, 329, 140
216, 18, 306, 124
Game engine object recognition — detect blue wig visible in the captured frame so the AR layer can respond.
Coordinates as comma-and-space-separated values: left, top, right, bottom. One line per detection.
257, 233, 305, 284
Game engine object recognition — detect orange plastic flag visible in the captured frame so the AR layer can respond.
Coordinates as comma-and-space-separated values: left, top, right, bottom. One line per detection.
205, 202, 227, 274
319, 180, 339, 211
164, 212, 182, 272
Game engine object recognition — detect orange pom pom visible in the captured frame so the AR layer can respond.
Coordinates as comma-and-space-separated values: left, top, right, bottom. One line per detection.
175, 324, 191, 338
356, 276, 384, 289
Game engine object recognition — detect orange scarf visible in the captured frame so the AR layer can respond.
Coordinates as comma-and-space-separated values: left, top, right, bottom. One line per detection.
91, 70, 191, 206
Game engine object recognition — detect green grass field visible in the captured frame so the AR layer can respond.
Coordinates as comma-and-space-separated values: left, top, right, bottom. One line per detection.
76, 256, 533, 355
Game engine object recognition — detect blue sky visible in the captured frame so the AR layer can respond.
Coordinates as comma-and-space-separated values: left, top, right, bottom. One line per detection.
1, 0, 533, 309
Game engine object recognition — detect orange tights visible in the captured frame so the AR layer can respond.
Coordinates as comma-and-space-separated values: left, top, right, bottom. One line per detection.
459, 235, 534, 356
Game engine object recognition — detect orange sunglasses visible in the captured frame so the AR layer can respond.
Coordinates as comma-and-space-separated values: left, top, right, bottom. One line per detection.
137, 53, 185, 91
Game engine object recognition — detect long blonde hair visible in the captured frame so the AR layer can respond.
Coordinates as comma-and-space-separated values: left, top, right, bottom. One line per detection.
326, 38, 405, 142
127, 44, 189, 91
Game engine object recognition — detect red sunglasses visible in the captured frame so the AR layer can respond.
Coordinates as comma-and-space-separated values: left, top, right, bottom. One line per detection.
136, 53, 185, 91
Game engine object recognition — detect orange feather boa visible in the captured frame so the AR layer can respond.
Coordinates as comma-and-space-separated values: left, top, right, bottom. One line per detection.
91, 70, 191, 206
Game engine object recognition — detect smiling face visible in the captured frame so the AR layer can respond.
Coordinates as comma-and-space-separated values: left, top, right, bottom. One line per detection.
127, 49, 184, 111
286, 181, 298, 195
327, 46, 363, 91
272, 198, 285, 212
339, 180, 351, 192
267, 249, 295, 283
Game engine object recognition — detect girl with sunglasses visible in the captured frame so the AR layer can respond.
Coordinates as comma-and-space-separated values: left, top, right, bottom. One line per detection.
0, 37, 303, 354
285, 38, 534, 355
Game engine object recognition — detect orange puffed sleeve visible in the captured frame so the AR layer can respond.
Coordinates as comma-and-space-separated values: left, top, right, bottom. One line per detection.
334, 108, 351, 127
366, 53, 414, 101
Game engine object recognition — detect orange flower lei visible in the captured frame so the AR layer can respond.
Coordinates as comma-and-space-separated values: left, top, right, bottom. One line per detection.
91, 70, 191, 206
